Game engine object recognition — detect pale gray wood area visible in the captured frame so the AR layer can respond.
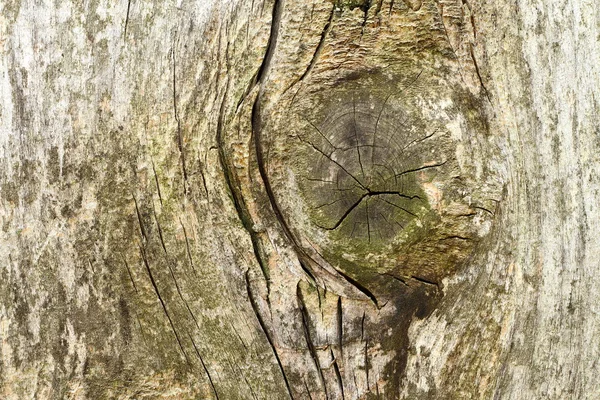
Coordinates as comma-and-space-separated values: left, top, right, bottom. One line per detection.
0, 0, 598, 398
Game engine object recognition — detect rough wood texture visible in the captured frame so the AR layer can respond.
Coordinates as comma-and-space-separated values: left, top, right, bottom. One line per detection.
0, 0, 597, 398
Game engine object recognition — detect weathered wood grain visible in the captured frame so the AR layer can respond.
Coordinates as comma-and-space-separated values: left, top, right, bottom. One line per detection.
0, 0, 598, 398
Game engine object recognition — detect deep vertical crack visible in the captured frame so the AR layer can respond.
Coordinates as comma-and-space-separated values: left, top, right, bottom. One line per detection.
364, 338, 370, 390
151, 159, 163, 207
217, 84, 271, 291
179, 218, 197, 276
124, 0, 132, 38
140, 245, 189, 364
255, 0, 284, 84
132, 193, 147, 241
152, 205, 201, 330
297, 283, 328, 397
172, 46, 189, 188
188, 332, 220, 400
245, 271, 294, 399
122, 255, 138, 294
331, 347, 346, 400
337, 296, 344, 356
470, 43, 491, 102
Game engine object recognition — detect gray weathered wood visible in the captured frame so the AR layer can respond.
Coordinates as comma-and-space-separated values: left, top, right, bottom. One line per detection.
0, 0, 598, 398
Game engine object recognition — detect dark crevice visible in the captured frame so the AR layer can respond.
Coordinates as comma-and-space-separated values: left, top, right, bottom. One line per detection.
152, 205, 200, 330
152, 204, 168, 254
304, 379, 314, 400
457, 212, 478, 217
330, 347, 346, 400
171, 47, 189, 186
217, 84, 271, 290
305, 243, 382, 307
299, 259, 318, 286
218, 15, 285, 294
132, 193, 147, 241
374, 0, 384, 16
366, 200, 372, 242
317, 286, 325, 320
240, 368, 259, 400
475, 205, 494, 215
301, 112, 438, 233
121, 255, 138, 294
200, 167, 209, 197
369, 190, 421, 200
320, 193, 367, 230
124, 0, 132, 38
337, 297, 344, 356
380, 198, 418, 218
245, 271, 294, 399
229, 321, 249, 351
300, 137, 366, 190
336, 269, 379, 307
297, 3, 336, 82
364, 338, 370, 390
151, 159, 163, 207
305, 176, 335, 183
318, 190, 420, 231
183, 296, 200, 330
383, 272, 409, 287
360, 311, 366, 341
255, 0, 284, 84
316, 197, 345, 209
360, 0, 371, 30
188, 332, 220, 400
403, 128, 439, 149
235, 71, 259, 112
135, 312, 148, 346
250, 235, 271, 296
301, 116, 338, 152
470, 43, 491, 102
297, 283, 328, 397
254, 92, 321, 288
139, 245, 190, 364
394, 161, 447, 178
179, 219, 198, 276
439, 235, 472, 241
469, 9, 477, 39
411, 275, 440, 288
217, 10, 299, 398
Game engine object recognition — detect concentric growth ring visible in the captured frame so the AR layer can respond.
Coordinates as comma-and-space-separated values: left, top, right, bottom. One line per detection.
298, 96, 445, 242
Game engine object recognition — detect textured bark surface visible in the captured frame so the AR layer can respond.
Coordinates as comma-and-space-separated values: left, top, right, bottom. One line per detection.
0, 0, 598, 399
